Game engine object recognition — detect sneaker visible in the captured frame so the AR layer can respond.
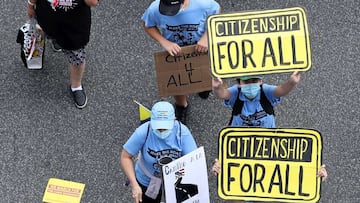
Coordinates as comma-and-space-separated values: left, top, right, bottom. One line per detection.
197, 90, 211, 99
51, 40, 62, 52
175, 104, 189, 125
70, 87, 87, 109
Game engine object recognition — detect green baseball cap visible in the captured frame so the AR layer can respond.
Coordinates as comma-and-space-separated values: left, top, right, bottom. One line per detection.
239, 75, 264, 81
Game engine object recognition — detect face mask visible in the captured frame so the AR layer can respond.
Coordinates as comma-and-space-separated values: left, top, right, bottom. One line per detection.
241, 83, 260, 99
153, 129, 172, 139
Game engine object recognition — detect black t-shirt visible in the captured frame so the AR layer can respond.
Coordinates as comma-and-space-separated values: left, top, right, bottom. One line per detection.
35, 0, 91, 50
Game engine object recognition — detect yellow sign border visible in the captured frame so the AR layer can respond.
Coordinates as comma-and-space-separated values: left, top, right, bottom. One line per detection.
218, 128, 322, 202
207, 7, 311, 78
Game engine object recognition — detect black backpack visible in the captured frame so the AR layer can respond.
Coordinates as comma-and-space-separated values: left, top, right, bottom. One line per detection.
229, 84, 274, 125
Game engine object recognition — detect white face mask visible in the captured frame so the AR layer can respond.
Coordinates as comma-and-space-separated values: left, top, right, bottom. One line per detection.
153, 129, 172, 139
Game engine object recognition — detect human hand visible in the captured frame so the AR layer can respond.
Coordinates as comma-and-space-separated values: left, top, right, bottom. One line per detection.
211, 159, 221, 175
131, 184, 143, 203
212, 78, 223, 89
289, 71, 301, 85
317, 164, 328, 182
195, 37, 208, 53
162, 40, 182, 56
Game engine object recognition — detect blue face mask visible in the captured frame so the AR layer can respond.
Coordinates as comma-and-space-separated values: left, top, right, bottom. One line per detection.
241, 83, 260, 99
153, 129, 172, 139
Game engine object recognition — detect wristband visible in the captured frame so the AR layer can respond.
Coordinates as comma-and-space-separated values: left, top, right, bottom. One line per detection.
28, 0, 36, 6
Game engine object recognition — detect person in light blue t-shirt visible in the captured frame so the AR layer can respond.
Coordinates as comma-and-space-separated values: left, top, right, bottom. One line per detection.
121, 101, 197, 203
141, 0, 220, 125
213, 72, 301, 128
210, 72, 328, 203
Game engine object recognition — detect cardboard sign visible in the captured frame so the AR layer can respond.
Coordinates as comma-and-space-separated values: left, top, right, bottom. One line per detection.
42, 178, 85, 203
217, 128, 322, 202
163, 147, 210, 203
154, 45, 212, 96
207, 7, 311, 78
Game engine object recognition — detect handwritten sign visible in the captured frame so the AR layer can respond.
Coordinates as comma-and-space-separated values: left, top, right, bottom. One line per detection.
163, 147, 210, 203
154, 45, 212, 96
207, 7, 311, 78
218, 128, 322, 202
42, 178, 85, 203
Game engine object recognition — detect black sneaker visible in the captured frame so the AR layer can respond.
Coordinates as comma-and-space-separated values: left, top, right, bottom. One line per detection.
70, 87, 87, 109
175, 104, 189, 125
198, 90, 211, 99
51, 40, 62, 52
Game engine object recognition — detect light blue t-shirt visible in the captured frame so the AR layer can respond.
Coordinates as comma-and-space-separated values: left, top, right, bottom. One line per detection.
142, 0, 220, 46
123, 121, 197, 186
225, 84, 281, 127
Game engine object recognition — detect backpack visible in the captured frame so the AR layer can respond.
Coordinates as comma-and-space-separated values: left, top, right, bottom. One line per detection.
229, 84, 274, 125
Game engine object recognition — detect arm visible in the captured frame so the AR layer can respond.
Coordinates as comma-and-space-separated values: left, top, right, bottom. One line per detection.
120, 149, 143, 203
274, 71, 301, 97
195, 7, 221, 53
27, 0, 36, 18
212, 78, 232, 100
195, 31, 208, 53
141, 22, 182, 56
84, 0, 99, 7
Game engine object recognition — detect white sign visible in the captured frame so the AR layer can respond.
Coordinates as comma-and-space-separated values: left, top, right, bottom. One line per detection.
162, 147, 209, 203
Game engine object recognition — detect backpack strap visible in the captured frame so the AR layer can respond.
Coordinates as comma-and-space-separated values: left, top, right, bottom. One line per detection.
228, 85, 274, 125
228, 87, 243, 125
138, 121, 182, 177
259, 84, 275, 115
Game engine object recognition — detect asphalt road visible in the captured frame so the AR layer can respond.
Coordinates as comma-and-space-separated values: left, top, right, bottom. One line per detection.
1, 0, 359, 202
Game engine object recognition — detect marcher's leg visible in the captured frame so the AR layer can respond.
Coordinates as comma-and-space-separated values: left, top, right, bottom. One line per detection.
65, 48, 88, 109
70, 62, 85, 89
174, 95, 188, 125
197, 90, 211, 99
69, 62, 87, 109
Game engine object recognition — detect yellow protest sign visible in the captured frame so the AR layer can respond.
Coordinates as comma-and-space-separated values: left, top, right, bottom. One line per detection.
218, 128, 322, 202
207, 7, 311, 78
42, 178, 85, 203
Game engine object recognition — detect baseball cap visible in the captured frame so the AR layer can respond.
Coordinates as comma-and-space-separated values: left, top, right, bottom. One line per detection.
150, 101, 175, 130
239, 75, 264, 81
159, 0, 184, 16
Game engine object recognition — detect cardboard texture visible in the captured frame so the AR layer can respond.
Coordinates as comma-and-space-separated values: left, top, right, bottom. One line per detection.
154, 45, 212, 96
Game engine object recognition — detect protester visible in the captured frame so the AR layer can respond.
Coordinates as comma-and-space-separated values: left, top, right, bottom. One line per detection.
212, 72, 301, 127
121, 101, 197, 203
27, 0, 99, 109
141, 0, 220, 124
211, 71, 328, 202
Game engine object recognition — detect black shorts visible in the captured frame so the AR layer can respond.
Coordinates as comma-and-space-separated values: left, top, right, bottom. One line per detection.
138, 181, 162, 203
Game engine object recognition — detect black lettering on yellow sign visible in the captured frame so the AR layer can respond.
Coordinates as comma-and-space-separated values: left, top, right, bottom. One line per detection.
207, 7, 311, 78
226, 136, 312, 161
226, 163, 310, 197
216, 35, 304, 70
215, 14, 300, 36
218, 128, 322, 202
